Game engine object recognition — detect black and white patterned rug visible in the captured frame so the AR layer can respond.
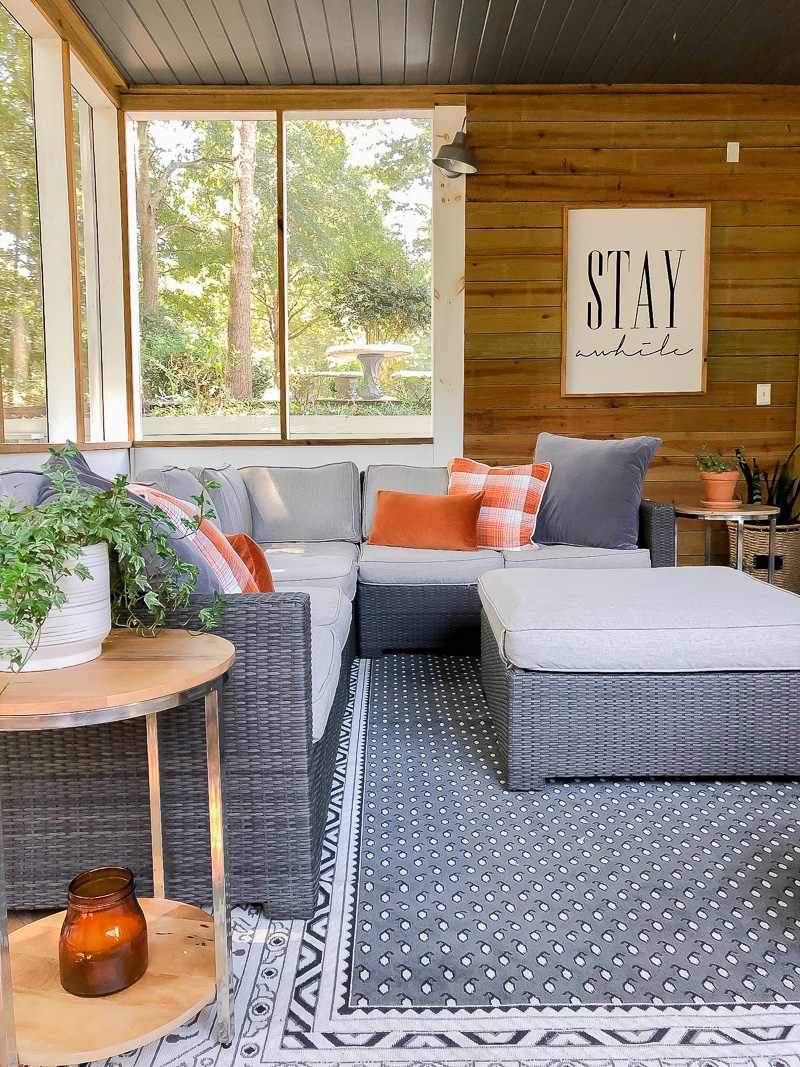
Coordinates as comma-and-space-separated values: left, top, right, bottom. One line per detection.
97, 655, 800, 1067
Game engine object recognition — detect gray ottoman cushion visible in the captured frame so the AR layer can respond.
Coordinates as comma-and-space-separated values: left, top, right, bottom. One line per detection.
533, 433, 660, 551
242, 462, 360, 543
190, 463, 252, 537
359, 544, 502, 586
479, 566, 800, 673
501, 545, 651, 569
362, 465, 448, 538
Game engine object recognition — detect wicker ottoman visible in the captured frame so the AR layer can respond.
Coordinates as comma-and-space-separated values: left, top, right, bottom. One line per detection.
478, 566, 800, 791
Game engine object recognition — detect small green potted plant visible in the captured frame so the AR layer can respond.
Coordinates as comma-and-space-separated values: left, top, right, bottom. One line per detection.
0, 446, 221, 676
692, 446, 740, 507
733, 443, 800, 592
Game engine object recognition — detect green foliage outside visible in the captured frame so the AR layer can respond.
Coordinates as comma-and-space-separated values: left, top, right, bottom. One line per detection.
0, 7, 46, 427
137, 117, 432, 420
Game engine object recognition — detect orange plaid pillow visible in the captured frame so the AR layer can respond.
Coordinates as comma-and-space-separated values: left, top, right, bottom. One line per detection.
447, 458, 552, 550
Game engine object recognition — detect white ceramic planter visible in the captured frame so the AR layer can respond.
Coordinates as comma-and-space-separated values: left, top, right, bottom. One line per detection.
0, 543, 112, 672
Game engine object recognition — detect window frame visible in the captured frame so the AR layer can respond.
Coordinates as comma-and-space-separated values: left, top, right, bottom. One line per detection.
126, 107, 440, 447
0, 0, 128, 448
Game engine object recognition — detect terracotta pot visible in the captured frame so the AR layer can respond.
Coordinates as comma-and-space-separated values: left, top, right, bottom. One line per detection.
699, 470, 740, 504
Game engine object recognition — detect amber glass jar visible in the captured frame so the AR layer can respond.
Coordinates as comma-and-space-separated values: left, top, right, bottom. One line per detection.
59, 866, 148, 997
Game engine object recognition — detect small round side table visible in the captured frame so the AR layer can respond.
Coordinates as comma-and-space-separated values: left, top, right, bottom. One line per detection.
0, 628, 235, 1067
673, 502, 780, 580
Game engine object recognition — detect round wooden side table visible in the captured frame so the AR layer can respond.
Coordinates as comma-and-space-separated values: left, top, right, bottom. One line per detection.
0, 628, 235, 1067
674, 502, 780, 580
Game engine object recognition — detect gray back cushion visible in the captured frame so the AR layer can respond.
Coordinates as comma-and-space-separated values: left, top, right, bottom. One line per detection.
362, 465, 449, 538
134, 466, 210, 513
0, 469, 45, 508
190, 464, 252, 537
532, 433, 661, 551
241, 462, 361, 543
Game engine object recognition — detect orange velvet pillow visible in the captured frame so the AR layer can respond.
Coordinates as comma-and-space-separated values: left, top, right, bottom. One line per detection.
225, 533, 275, 592
368, 490, 484, 552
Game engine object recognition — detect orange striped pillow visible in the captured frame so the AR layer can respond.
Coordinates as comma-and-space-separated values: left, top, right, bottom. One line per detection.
129, 484, 258, 594
447, 458, 552, 550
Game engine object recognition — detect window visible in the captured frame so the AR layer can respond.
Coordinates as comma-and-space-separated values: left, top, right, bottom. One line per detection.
72, 86, 104, 441
286, 116, 431, 439
135, 117, 280, 440
0, 4, 46, 444
134, 113, 432, 442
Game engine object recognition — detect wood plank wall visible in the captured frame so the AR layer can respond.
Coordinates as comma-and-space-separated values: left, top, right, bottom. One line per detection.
463, 89, 800, 564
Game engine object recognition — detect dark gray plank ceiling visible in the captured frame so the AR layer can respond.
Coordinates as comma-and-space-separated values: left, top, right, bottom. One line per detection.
68, 0, 800, 86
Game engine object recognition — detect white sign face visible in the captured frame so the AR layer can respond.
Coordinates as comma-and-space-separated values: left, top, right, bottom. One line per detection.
563, 206, 708, 396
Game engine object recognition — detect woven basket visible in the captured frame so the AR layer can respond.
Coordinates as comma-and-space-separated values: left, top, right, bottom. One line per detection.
726, 521, 800, 593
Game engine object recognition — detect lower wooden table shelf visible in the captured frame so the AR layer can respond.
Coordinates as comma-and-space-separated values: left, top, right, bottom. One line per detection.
10, 898, 216, 1066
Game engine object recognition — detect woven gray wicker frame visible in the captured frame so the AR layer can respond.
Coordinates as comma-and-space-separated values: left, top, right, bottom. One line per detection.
480, 612, 800, 792
357, 582, 481, 657
358, 499, 676, 657
0, 593, 355, 918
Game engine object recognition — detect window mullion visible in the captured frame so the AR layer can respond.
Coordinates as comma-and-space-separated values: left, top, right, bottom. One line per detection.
31, 35, 79, 443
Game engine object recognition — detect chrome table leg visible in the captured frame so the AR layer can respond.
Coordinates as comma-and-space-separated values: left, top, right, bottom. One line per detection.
704, 521, 711, 566
736, 518, 745, 571
146, 713, 165, 898
0, 807, 18, 1067
205, 684, 233, 1047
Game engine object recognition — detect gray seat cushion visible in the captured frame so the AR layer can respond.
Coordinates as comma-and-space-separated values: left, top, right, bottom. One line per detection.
0, 469, 45, 508
359, 544, 503, 586
532, 433, 660, 551
501, 545, 651, 569
262, 542, 358, 600
190, 463, 252, 537
241, 463, 361, 543
362, 464, 448, 538
135, 465, 211, 512
278, 586, 352, 648
479, 566, 800, 673
311, 626, 342, 742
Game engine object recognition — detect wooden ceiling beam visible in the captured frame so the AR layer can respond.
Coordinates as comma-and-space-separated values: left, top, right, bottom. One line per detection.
28, 0, 127, 105
119, 81, 800, 114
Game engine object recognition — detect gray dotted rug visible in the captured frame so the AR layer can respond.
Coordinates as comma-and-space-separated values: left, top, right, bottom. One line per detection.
97, 656, 800, 1067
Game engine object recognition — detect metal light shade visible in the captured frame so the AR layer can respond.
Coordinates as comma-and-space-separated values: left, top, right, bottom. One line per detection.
433, 129, 477, 176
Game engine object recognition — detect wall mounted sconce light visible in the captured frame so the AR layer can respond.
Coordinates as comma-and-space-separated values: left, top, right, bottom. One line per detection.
433, 119, 477, 176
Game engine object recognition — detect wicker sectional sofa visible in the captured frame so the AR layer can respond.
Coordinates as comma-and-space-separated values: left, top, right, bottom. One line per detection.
0, 459, 675, 918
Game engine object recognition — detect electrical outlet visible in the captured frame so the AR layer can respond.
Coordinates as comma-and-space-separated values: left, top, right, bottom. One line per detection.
756, 383, 771, 405
726, 141, 740, 162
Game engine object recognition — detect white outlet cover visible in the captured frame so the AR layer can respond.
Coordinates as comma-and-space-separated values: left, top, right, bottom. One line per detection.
756, 383, 771, 405
727, 141, 740, 162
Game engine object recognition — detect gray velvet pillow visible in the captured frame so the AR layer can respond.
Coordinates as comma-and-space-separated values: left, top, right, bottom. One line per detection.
532, 433, 661, 550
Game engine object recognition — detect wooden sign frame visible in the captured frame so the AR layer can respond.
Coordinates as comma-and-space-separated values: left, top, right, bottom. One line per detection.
561, 203, 710, 398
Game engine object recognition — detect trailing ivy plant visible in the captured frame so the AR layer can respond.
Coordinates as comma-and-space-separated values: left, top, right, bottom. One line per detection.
0, 445, 223, 676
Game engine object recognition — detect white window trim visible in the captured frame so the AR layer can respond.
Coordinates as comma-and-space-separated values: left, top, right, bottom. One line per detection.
432, 104, 466, 465
31, 36, 78, 442
72, 52, 129, 441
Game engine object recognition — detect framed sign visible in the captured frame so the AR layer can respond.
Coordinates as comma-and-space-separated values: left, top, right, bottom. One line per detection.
562, 204, 709, 396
